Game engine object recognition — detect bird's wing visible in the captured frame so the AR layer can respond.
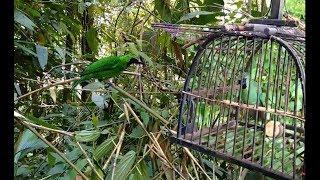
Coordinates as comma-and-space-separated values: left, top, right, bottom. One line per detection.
81, 56, 122, 76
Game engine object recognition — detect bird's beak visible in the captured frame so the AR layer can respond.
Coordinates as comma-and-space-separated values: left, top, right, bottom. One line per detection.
138, 57, 145, 66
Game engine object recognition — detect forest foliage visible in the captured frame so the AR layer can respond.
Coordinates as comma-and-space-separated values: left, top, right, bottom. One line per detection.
14, 0, 304, 179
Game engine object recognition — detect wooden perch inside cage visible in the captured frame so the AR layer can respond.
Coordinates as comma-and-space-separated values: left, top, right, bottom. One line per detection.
182, 91, 304, 121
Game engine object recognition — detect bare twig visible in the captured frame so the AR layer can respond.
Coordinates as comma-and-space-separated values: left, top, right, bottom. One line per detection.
16, 117, 89, 180
111, 83, 170, 125
183, 147, 212, 180
111, 124, 126, 180
122, 71, 141, 76
191, 159, 200, 180
46, 62, 87, 74
76, 141, 104, 180
14, 111, 74, 136
16, 77, 80, 101
125, 103, 187, 180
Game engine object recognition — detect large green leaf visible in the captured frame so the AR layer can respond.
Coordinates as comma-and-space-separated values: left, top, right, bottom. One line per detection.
14, 9, 37, 31
91, 92, 106, 108
14, 129, 48, 163
26, 114, 60, 130
14, 42, 37, 57
48, 163, 65, 176
86, 27, 99, 53
75, 130, 101, 142
93, 136, 116, 161
154, 0, 172, 22
128, 160, 150, 180
129, 126, 144, 138
106, 151, 136, 180
140, 110, 150, 125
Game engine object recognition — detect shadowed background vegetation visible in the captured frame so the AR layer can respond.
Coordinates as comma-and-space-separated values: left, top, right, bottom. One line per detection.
14, 0, 304, 179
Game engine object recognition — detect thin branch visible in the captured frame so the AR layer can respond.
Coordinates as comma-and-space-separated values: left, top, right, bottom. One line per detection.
136, 4, 164, 22
16, 77, 80, 101
76, 141, 104, 180
46, 62, 87, 74
111, 124, 126, 180
191, 159, 200, 180
17, 119, 89, 180
14, 111, 74, 136
111, 83, 169, 125
102, 122, 126, 170
130, 2, 141, 34
122, 71, 141, 76
125, 103, 186, 180
183, 147, 212, 180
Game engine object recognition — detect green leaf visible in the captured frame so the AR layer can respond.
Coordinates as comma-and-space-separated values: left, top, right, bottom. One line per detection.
138, 52, 154, 67
60, 22, 75, 43
140, 110, 150, 125
14, 129, 48, 163
83, 82, 105, 91
14, 9, 37, 31
15, 165, 31, 176
129, 126, 144, 138
154, 0, 172, 22
35, 44, 48, 70
54, 45, 66, 62
48, 164, 65, 176
92, 114, 99, 128
75, 130, 101, 142
178, 11, 214, 22
86, 27, 99, 53
106, 151, 136, 180
129, 160, 150, 180
14, 42, 37, 57
26, 114, 60, 130
128, 43, 154, 67
91, 92, 106, 108
47, 151, 56, 167
93, 136, 116, 161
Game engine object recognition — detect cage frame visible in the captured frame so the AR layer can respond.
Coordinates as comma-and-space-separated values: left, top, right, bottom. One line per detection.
171, 30, 305, 180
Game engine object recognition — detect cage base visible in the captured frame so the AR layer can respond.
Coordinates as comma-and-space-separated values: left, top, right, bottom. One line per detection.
169, 135, 301, 180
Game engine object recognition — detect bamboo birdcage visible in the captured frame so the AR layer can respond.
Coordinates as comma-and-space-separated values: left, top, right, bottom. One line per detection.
153, 16, 305, 179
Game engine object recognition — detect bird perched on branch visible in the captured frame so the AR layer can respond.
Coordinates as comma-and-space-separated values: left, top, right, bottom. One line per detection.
72, 53, 144, 89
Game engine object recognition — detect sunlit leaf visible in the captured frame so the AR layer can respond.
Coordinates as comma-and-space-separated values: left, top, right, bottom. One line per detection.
91, 92, 106, 108
14, 129, 48, 163
106, 151, 136, 180
84, 81, 105, 91
35, 44, 48, 70
75, 130, 101, 142
14, 9, 37, 31
92, 114, 99, 128
49, 87, 57, 103
93, 136, 116, 161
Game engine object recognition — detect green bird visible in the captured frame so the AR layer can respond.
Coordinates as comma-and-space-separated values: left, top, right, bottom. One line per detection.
72, 54, 143, 89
